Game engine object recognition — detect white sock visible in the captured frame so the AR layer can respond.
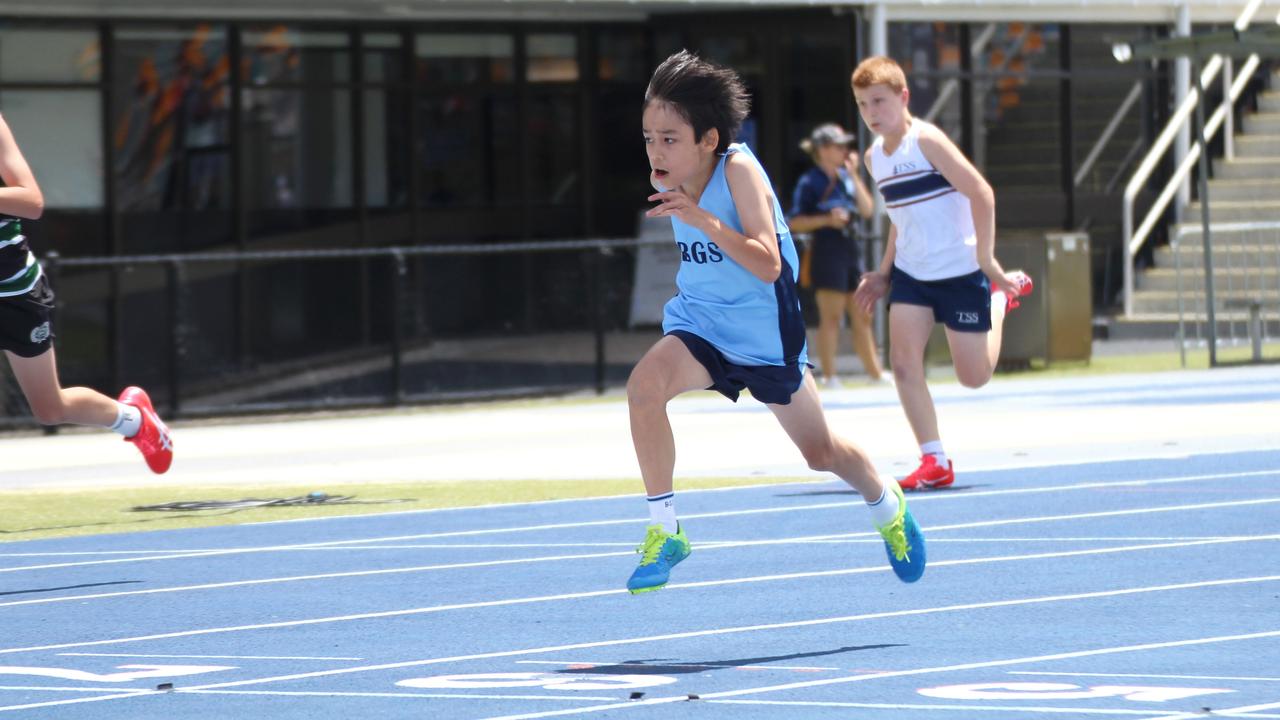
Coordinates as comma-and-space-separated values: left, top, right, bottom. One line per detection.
110, 402, 142, 438
991, 289, 1008, 314
920, 440, 948, 467
647, 492, 677, 534
866, 481, 901, 527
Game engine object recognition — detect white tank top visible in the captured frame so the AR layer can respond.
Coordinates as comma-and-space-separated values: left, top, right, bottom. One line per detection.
868, 118, 978, 281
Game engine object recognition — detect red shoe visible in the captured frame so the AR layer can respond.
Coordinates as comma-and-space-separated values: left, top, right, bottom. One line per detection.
900, 455, 954, 490
1004, 270, 1034, 311
118, 386, 173, 474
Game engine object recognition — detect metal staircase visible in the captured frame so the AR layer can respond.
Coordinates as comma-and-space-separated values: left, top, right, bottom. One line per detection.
1115, 70, 1280, 341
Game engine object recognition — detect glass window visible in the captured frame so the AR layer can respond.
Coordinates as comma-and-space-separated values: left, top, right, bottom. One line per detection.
243, 88, 353, 214
363, 32, 402, 83
527, 94, 578, 205
417, 93, 517, 207
0, 90, 102, 209
242, 27, 351, 85
415, 34, 514, 84
527, 34, 578, 83
112, 25, 232, 251
597, 30, 647, 82
0, 27, 100, 82
363, 88, 409, 208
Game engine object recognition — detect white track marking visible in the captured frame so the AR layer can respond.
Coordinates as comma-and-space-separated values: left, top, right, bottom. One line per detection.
1009, 671, 1280, 682
1, 579, 1276, 713
0, 513, 1275, 613
1, 495, 1276, 612
1143, 699, 1280, 719
184, 689, 622, 701
705, 699, 1164, 715
0, 686, 148, 694
24, 576, 1280, 695
58, 653, 363, 661
1, 468, 1274, 574
513, 660, 839, 671
0, 691, 161, 712
474, 629, 1280, 720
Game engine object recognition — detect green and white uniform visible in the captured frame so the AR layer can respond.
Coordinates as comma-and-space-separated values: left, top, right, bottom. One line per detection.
0, 214, 41, 297
0, 213, 54, 357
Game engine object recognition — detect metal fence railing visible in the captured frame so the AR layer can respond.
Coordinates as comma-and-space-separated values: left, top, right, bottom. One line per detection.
1, 237, 677, 429
1171, 220, 1280, 366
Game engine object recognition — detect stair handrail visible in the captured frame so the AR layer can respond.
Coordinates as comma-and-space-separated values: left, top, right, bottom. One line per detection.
1074, 80, 1143, 189
924, 24, 997, 125
1121, 0, 1265, 317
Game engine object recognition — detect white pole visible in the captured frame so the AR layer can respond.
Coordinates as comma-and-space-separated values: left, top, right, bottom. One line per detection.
870, 3, 887, 57
1224, 58, 1235, 162
1174, 1, 1191, 221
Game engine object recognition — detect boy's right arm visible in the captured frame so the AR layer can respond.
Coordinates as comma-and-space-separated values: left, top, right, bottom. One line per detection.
0, 114, 43, 220
854, 224, 895, 315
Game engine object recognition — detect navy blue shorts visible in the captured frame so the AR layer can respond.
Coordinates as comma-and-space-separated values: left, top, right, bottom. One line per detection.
668, 330, 805, 406
889, 266, 992, 332
808, 235, 865, 292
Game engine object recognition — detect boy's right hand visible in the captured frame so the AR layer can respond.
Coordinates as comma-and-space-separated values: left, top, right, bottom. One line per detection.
853, 270, 888, 316
829, 207, 851, 228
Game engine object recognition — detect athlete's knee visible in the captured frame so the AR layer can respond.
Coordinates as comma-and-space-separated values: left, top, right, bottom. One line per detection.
955, 366, 992, 389
799, 438, 837, 473
626, 368, 670, 409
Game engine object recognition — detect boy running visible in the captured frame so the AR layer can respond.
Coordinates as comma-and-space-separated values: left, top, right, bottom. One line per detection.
0, 112, 173, 474
625, 50, 924, 594
852, 56, 1032, 490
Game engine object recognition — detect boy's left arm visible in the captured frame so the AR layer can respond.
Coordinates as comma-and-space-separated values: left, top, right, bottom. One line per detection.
917, 124, 1018, 297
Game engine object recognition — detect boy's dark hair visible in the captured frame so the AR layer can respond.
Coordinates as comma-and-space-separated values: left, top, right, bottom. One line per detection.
645, 50, 750, 155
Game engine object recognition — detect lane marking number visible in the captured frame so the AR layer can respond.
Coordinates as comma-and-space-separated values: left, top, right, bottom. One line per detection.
920, 682, 1234, 702
0, 664, 236, 683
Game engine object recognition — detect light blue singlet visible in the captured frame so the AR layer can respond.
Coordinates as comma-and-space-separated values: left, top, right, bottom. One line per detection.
661, 143, 807, 368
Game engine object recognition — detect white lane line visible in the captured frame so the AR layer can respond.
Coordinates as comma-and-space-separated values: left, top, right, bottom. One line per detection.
1143, 699, 1280, 719
475, 629, 1280, 720
0, 686, 148, 694
1009, 671, 1280, 682
1, 468, 1273, 574
56, 576, 1280, 693
2, 498, 1276, 611
182, 690, 621, 701
705, 699, 1161, 716
58, 653, 363, 661
0, 536, 1246, 556
0, 536, 1273, 645
0, 691, 156, 713
0, 551, 208, 557
0, 578, 1275, 713
513, 660, 839, 671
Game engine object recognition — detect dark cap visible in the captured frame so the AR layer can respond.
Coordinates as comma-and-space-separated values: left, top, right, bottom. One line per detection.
809, 123, 856, 146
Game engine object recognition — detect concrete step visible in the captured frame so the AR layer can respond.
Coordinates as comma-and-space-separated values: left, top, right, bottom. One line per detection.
1185, 200, 1280, 222
1233, 134, 1280, 155
1216, 157, 1280, 179
1241, 112, 1280, 135
1168, 223, 1280, 243
1257, 92, 1280, 113
1203, 178, 1280, 201
1104, 314, 1280, 340
1153, 243, 1280, 267
1130, 289, 1280, 314
1137, 267, 1280, 291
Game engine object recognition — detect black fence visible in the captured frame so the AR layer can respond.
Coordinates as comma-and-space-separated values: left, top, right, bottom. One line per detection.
2, 238, 673, 428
